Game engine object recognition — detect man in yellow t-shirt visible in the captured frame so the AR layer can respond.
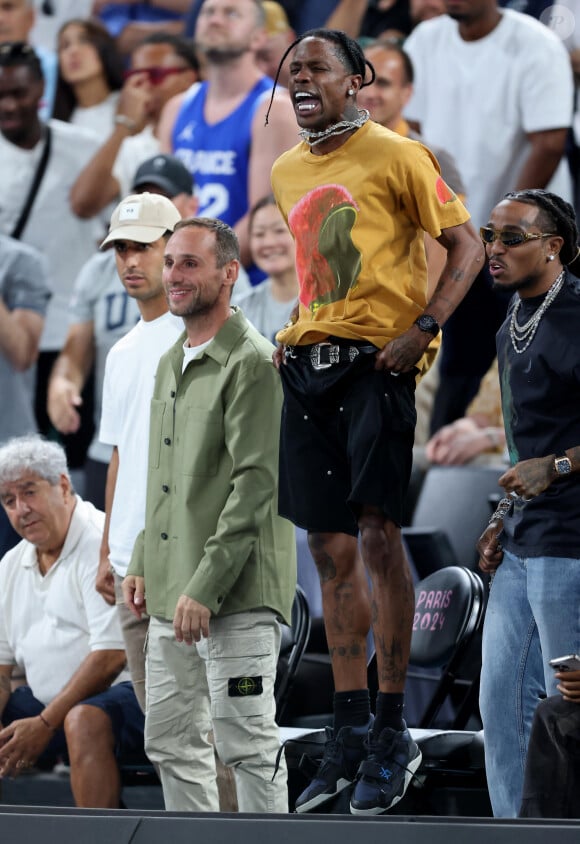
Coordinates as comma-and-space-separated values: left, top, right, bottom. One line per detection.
270, 28, 483, 816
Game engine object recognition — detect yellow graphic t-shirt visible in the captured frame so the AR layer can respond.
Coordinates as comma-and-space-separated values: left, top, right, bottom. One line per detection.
271, 120, 470, 376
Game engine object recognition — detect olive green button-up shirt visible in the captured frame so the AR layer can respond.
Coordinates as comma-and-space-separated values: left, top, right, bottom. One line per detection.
127, 308, 296, 625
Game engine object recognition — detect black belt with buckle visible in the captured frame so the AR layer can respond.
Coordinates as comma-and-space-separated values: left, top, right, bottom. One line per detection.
286, 341, 378, 370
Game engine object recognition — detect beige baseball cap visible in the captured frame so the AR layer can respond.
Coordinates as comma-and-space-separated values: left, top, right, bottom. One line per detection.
101, 192, 181, 248
263, 1, 291, 34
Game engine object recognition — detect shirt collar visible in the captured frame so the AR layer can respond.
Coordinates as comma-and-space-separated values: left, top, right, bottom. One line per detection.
172, 307, 249, 369
20, 496, 87, 575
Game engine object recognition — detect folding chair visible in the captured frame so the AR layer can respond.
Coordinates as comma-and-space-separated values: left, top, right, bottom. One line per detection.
371, 565, 489, 815
408, 565, 486, 730
402, 526, 458, 580
284, 567, 491, 815
275, 585, 312, 725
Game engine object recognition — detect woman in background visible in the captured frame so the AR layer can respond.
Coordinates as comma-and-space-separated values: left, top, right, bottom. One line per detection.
237, 195, 298, 343
53, 18, 124, 138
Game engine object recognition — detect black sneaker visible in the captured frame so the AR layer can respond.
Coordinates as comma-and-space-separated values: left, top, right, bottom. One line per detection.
350, 723, 422, 815
294, 719, 373, 813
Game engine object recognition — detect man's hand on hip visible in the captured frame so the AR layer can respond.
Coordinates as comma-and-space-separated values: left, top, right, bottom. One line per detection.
375, 326, 430, 374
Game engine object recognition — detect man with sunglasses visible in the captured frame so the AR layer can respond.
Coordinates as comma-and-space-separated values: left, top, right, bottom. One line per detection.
404, 0, 574, 433
70, 33, 199, 218
476, 189, 580, 817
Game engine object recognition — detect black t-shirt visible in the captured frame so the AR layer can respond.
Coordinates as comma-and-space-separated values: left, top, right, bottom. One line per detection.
498, 272, 580, 557
361, 0, 413, 39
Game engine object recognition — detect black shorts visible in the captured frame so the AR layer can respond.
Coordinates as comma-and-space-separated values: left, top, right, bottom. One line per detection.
279, 340, 417, 536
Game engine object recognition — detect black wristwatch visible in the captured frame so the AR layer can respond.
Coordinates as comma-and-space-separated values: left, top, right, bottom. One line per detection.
414, 314, 440, 337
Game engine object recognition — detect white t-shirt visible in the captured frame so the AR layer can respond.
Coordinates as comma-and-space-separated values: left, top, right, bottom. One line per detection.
99, 311, 183, 576
69, 250, 141, 463
112, 124, 161, 199
0, 497, 129, 705
0, 119, 102, 351
404, 9, 574, 228
182, 337, 213, 372
558, 0, 580, 144
71, 92, 120, 141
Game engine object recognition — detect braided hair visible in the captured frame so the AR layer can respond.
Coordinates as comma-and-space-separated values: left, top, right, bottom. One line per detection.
504, 189, 580, 273
264, 28, 376, 125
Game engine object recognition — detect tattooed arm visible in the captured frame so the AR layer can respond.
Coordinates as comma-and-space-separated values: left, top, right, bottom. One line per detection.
375, 220, 483, 373
499, 446, 580, 501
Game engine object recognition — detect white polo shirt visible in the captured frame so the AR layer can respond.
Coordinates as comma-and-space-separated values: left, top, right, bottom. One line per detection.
0, 497, 128, 706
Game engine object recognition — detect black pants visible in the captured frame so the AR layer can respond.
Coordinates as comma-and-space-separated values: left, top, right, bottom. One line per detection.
430, 266, 511, 434
519, 695, 580, 818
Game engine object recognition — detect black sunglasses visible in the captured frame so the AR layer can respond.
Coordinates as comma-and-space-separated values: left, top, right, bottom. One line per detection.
480, 226, 555, 248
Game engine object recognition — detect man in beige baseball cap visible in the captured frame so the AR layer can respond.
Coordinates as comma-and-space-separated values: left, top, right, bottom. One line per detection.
101, 191, 181, 250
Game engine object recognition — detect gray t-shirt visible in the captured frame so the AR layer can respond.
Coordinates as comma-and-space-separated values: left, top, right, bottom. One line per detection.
0, 235, 51, 442
236, 279, 296, 344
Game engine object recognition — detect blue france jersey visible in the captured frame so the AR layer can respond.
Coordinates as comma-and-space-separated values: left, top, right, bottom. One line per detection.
171, 78, 274, 228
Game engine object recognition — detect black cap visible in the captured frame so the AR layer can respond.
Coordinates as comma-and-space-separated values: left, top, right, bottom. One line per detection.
131, 154, 193, 198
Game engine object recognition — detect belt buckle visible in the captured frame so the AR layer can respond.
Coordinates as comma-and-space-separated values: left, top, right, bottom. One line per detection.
310, 342, 340, 370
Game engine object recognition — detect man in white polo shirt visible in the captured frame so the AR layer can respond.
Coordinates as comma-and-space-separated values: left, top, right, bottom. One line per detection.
0, 435, 142, 808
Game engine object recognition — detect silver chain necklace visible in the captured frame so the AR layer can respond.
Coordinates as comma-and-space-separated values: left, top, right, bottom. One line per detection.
509, 269, 565, 354
299, 109, 370, 148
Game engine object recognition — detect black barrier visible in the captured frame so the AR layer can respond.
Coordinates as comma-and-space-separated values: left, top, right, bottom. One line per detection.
0, 809, 580, 844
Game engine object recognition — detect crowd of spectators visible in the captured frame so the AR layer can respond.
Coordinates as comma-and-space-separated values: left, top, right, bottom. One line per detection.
0, 0, 579, 822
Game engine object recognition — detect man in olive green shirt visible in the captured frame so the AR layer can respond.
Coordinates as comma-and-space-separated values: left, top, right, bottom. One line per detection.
123, 217, 296, 814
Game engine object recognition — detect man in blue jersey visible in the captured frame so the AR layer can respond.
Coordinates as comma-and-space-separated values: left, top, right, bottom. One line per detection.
158, 0, 296, 281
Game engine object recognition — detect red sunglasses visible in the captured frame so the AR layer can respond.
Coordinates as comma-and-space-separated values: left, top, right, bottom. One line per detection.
123, 66, 189, 85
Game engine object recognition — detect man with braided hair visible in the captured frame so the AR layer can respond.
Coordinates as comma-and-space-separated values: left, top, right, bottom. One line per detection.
269, 28, 483, 814
476, 189, 580, 817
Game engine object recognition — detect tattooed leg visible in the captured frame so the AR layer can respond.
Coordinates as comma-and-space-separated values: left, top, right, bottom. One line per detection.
359, 509, 414, 693
307, 531, 370, 691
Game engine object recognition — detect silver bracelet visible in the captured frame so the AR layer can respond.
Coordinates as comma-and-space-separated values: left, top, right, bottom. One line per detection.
489, 497, 511, 524
114, 114, 137, 131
